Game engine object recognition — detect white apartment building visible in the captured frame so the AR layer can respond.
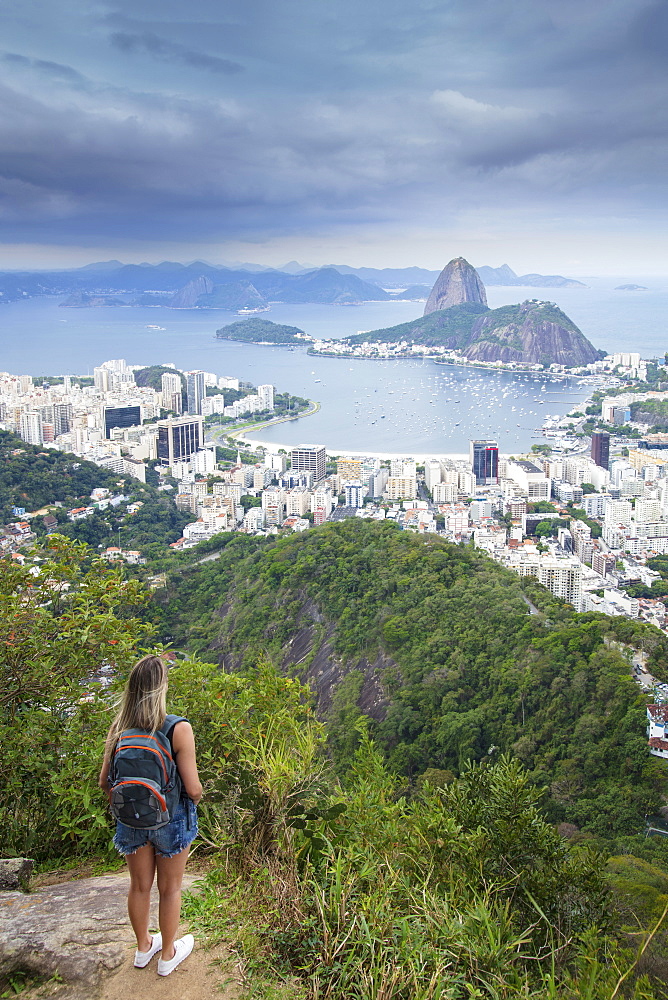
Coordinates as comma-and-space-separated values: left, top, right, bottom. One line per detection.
343, 481, 365, 508
587, 465, 610, 491
571, 520, 594, 565
161, 372, 182, 412
253, 465, 274, 489
242, 507, 266, 531
537, 557, 583, 608
552, 481, 583, 505
501, 549, 582, 609
583, 493, 609, 518
257, 384, 275, 411
563, 457, 594, 486
474, 524, 507, 556
369, 467, 389, 498
506, 460, 550, 499
262, 486, 285, 526
433, 482, 458, 503
458, 469, 476, 495
213, 481, 243, 504
610, 460, 636, 488
310, 487, 334, 518
384, 476, 417, 500
470, 498, 494, 521
19, 411, 42, 445
635, 498, 662, 523
201, 395, 227, 417
285, 486, 311, 517
425, 459, 443, 492
583, 589, 640, 617
619, 478, 645, 499
604, 499, 633, 527
438, 503, 469, 535
611, 352, 641, 370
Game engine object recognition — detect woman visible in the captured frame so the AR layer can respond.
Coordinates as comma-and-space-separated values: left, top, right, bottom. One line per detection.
99, 654, 202, 977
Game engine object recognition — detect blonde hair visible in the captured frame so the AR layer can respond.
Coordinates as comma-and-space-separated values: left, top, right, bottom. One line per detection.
106, 655, 168, 749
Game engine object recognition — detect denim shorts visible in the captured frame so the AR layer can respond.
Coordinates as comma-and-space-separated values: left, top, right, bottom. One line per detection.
113, 796, 198, 858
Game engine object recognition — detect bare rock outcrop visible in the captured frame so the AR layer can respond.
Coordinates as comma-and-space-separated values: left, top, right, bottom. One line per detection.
464, 300, 600, 366
0, 873, 197, 999
424, 257, 487, 315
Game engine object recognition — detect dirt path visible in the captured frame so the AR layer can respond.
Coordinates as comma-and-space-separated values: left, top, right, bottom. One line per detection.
100, 937, 240, 1000
99, 873, 242, 1000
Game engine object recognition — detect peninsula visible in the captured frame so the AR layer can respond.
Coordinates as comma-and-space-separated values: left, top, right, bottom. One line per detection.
336, 258, 601, 367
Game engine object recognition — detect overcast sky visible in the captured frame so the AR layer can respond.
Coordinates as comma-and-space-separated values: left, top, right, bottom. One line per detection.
1, 0, 667, 274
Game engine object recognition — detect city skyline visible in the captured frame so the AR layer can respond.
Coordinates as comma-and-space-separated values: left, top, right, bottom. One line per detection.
1, 1, 667, 275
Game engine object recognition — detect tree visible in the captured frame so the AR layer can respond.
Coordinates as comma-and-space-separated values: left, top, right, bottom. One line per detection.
0, 535, 153, 857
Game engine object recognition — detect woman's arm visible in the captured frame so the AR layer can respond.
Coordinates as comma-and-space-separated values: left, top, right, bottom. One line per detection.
172, 721, 203, 804
98, 733, 113, 796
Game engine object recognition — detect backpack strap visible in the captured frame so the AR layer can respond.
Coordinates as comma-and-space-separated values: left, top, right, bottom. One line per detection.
159, 715, 189, 815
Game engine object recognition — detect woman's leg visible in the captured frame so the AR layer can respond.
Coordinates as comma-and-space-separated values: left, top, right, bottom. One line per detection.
125, 844, 157, 952
155, 846, 190, 960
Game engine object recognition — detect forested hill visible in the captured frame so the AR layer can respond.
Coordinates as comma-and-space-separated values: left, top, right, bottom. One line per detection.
0, 431, 189, 549
153, 519, 668, 837
345, 300, 600, 366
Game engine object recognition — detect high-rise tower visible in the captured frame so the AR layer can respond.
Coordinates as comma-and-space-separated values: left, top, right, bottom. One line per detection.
591, 430, 610, 470
470, 440, 499, 486
186, 371, 205, 415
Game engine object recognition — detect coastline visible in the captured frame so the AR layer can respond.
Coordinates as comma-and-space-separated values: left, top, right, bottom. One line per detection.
306, 348, 610, 383
238, 438, 472, 461
206, 399, 321, 450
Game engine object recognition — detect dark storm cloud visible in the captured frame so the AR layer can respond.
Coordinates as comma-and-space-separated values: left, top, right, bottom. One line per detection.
2, 52, 87, 86
109, 31, 243, 75
0, 0, 667, 250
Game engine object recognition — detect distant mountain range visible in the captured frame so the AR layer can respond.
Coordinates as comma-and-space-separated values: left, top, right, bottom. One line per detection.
0, 259, 586, 306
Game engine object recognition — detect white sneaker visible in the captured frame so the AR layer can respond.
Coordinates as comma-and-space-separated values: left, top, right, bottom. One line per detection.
157, 934, 194, 976
134, 932, 162, 968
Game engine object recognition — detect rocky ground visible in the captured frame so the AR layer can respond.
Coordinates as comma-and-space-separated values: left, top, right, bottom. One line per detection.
0, 868, 240, 1000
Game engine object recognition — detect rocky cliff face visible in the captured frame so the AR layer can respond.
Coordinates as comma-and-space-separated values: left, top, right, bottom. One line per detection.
201, 280, 267, 310
219, 596, 391, 721
424, 257, 487, 315
464, 300, 600, 366
169, 275, 214, 308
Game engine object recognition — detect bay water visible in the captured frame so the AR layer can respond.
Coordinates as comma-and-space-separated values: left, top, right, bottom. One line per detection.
0, 274, 666, 456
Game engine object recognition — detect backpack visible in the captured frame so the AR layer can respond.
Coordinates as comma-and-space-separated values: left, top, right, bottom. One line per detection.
108, 714, 186, 830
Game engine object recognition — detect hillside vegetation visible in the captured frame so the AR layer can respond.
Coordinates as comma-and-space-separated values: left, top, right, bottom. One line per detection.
631, 398, 668, 429
153, 519, 668, 837
345, 301, 487, 346
216, 317, 308, 343
3, 531, 668, 998
0, 431, 189, 549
